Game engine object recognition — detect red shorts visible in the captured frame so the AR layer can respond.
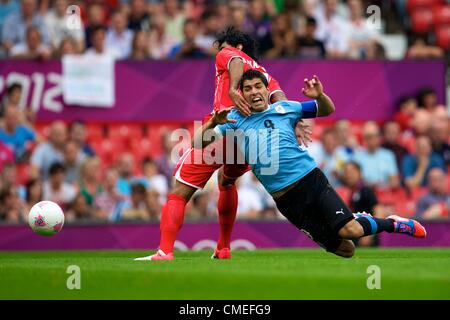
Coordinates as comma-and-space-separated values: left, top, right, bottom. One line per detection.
173, 139, 251, 189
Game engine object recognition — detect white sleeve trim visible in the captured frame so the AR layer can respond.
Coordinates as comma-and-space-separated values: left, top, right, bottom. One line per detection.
227, 56, 245, 71
213, 126, 223, 137
269, 89, 284, 99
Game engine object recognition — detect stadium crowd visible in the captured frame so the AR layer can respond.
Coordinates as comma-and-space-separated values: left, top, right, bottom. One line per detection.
0, 0, 448, 61
0, 0, 449, 225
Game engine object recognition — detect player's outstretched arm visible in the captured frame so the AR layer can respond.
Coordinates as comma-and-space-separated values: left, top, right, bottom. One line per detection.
302, 75, 335, 117
228, 58, 251, 117
192, 110, 236, 149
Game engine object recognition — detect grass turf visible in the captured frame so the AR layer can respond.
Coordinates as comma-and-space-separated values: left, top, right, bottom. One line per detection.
0, 248, 449, 300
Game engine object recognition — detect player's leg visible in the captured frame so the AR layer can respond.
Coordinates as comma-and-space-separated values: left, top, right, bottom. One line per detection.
212, 165, 245, 259
309, 168, 426, 240
135, 148, 220, 261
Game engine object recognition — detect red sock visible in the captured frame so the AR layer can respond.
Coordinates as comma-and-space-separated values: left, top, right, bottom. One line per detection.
217, 184, 238, 250
159, 194, 187, 253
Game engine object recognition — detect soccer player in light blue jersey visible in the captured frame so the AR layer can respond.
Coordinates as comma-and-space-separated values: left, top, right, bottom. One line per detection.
193, 69, 427, 258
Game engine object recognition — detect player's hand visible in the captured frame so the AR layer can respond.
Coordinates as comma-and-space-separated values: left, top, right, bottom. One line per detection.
302, 75, 324, 99
295, 120, 313, 147
211, 109, 237, 125
229, 88, 251, 117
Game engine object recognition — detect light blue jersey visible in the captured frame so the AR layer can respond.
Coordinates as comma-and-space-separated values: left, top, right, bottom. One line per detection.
215, 100, 318, 193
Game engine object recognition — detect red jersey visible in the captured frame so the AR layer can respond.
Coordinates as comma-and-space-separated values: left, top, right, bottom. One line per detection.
213, 47, 282, 112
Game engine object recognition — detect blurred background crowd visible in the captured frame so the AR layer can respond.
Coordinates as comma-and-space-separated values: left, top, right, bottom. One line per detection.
0, 0, 449, 227
0, 0, 449, 61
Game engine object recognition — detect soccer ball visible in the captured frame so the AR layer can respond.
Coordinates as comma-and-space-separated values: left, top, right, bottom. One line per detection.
28, 201, 65, 236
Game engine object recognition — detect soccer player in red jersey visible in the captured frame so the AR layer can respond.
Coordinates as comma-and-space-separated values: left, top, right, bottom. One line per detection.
135, 28, 311, 261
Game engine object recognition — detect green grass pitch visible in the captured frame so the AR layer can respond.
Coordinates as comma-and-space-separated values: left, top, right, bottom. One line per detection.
0, 248, 449, 300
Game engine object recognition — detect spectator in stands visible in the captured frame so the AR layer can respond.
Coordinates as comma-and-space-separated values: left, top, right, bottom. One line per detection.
117, 182, 151, 221
43, 162, 77, 209
334, 119, 359, 158
195, 10, 221, 57
66, 193, 92, 222
382, 121, 408, 170
393, 96, 417, 131
0, 186, 24, 223
85, 3, 106, 48
0, 83, 35, 127
411, 109, 432, 136
105, 10, 134, 60
78, 157, 103, 206
44, 0, 85, 52
297, 16, 326, 59
169, 19, 208, 59
354, 121, 400, 189
260, 12, 297, 58
94, 167, 125, 221
148, 13, 177, 59
0, 1, 20, 50
342, 161, 381, 246
229, 1, 247, 30
70, 120, 95, 157
141, 156, 168, 203
365, 40, 386, 60
0, 83, 22, 117
63, 140, 85, 185
0, 105, 36, 162
56, 37, 80, 57
308, 127, 349, 187
415, 168, 449, 219
128, 0, 152, 31
1, 161, 25, 199
164, 0, 185, 43
417, 87, 445, 112
130, 29, 150, 59
23, 178, 43, 215
155, 131, 176, 186
236, 176, 264, 219
314, 0, 350, 58
347, 0, 378, 59
0, 142, 13, 171
401, 135, 447, 189
84, 25, 120, 59
146, 188, 161, 220
405, 35, 444, 59
9, 26, 52, 60
116, 152, 136, 196
243, 0, 271, 44
430, 120, 450, 165
31, 121, 67, 180
1, 0, 50, 54
186, 190, 213, 220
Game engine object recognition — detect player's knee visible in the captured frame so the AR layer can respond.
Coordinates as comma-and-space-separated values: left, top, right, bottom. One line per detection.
338, 220, 363, 239
334, 240, 355, 258
171, 181, 196, 201
218, 170, 237, 187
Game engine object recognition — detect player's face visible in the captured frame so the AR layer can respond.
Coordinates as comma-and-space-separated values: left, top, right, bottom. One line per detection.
242, 78, 269, 112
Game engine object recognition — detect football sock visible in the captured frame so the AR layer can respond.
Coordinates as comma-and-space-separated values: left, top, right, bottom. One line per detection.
217, 184, 238, 250
355, 216, 395, 236
159, 194, 187, 253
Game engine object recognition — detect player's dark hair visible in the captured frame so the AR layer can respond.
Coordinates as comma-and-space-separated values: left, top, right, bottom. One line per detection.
215, 27, 259, 61
239, 69, 268, 91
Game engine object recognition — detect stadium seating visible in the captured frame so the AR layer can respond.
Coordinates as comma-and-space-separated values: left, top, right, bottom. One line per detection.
436, 25, 450, 49
410, 9, 434, 33
432, 5, 450, 25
